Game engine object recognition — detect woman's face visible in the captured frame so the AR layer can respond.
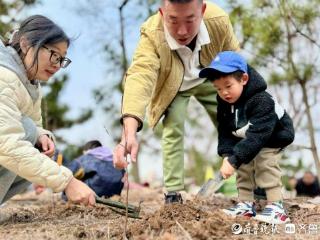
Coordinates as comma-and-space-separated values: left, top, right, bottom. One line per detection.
23, 41, 69, 81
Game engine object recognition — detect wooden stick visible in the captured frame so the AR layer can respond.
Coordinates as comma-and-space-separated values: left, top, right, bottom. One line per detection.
123, 125, 129, 240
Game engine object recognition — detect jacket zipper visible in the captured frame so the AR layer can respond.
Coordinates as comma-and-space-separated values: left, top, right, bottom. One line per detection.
231, 105, 238, 128
235, 109, 238, 128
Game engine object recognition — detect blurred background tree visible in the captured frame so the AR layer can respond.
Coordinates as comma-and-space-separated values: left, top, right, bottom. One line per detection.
0, 0, 37, 35
41, 75, 92, 142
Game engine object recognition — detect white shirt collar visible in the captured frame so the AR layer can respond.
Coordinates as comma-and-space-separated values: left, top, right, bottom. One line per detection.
164, 20, 210, 51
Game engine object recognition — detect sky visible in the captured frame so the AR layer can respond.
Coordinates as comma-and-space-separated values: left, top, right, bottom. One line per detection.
19, 0, 320, 182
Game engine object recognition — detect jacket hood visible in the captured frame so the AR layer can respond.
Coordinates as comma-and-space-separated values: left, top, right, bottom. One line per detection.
86, 146, 113, 162
241, 65, 267, 100
0, 40, 40, 102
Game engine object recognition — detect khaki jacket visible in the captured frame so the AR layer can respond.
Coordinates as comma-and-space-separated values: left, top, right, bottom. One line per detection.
0, 66, 73, 193
122, 2, 240, 130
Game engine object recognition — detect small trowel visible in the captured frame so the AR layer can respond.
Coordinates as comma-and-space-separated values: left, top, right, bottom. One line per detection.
197, 172, 224, 198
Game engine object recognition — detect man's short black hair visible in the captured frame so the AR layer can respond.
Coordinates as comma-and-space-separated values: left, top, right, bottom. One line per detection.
209, 70, 245, 82
82, 140, 102, 151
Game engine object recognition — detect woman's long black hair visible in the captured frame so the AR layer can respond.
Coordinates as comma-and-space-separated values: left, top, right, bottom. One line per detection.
5, 15, 70, 73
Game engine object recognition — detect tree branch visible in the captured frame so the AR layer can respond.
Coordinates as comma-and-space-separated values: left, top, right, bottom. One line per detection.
285, 3, 320, 49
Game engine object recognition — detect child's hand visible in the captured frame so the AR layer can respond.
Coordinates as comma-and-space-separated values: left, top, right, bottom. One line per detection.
220, 157, 235, 179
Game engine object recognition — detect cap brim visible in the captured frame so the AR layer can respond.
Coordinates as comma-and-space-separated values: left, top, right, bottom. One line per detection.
199, 65, 239, 78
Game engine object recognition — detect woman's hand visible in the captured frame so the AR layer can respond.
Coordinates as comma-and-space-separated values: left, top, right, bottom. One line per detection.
37, 134, 55, 157
33, 184, 45, 195
220, 157, 235, 179
64, 177, 96, 206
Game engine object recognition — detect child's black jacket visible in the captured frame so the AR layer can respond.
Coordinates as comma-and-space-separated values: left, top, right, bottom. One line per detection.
217, 66, 295, 169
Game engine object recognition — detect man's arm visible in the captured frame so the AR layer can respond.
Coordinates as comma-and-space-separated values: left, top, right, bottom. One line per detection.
121, 28, 161, 131
114, 26, 160, 169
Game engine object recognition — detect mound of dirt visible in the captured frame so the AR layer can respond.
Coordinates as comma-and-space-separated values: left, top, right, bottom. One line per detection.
128, 202, 245, 239
0, 189, 319, 239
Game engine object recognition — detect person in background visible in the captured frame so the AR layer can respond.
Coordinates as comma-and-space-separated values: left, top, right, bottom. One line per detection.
295, 171, 320, 197
66, 140, 125, 198
0, 15, 96, 208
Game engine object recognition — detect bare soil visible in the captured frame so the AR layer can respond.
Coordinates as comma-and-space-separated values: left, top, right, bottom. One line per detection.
0, 188, 320, 239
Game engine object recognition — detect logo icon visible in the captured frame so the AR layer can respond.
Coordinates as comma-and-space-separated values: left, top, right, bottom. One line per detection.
285, 223, 296, 234
231, 223, 243, 235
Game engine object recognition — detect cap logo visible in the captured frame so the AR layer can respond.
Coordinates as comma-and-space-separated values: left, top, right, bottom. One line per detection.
214, 56, 220, 62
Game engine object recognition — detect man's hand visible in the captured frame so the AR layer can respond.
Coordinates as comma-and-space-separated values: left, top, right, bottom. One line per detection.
37, 134, 55, 157
64, 177, 96, 206
113, 117, 139, 169
220, 157, 235, 179
113, 143, 129, 169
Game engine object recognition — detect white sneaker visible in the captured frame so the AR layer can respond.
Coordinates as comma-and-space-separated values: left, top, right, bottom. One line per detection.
254, 201, 290, 224
222, 202, 256, 218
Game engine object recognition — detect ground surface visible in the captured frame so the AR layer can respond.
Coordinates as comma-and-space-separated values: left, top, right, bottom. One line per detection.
0, 188, 320, 239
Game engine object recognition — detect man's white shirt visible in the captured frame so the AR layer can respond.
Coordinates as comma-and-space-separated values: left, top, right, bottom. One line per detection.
164, 20, 211, 91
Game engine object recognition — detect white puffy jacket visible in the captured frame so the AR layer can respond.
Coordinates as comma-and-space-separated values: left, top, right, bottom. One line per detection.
0, 40, 72, 192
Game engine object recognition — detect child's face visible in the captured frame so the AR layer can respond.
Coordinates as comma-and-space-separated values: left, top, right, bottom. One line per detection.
213, 74, 248, 104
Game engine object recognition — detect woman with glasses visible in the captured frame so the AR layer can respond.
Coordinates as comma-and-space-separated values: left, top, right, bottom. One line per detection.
0, 15, 96, 209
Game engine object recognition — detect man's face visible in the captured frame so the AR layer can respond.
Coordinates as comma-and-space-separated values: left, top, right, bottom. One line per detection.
160, 0, 206, 46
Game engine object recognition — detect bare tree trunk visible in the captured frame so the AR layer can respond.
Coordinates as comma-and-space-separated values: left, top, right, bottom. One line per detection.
299, 80, 320, 181
118, 0, 141, 183
119, 0, 129, 75
280, 0, 320, 182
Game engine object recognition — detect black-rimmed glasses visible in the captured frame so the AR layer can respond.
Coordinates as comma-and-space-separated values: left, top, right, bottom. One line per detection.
43, 46, 71, 68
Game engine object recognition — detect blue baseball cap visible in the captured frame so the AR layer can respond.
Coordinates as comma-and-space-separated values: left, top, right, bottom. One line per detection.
199, 51, 248, 78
